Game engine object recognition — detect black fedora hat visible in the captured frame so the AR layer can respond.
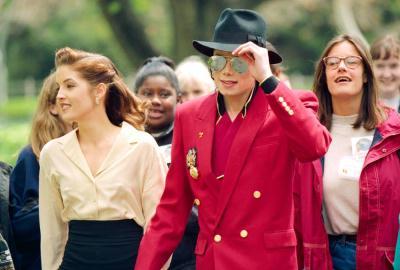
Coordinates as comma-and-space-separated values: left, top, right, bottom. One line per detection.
193, 8, 282, 64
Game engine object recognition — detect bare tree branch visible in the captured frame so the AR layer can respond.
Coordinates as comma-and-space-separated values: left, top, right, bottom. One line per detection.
333, 0, 369, 48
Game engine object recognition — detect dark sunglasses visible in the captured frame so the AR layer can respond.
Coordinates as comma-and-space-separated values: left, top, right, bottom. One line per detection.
208, 55, 248, 74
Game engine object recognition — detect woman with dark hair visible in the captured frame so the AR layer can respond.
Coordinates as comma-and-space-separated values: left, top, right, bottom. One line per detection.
134, 57, 198, 270
135, 8, 331, 270
295, 34, 400, 270
39, 47, 167, 270
134, 56, 180, 150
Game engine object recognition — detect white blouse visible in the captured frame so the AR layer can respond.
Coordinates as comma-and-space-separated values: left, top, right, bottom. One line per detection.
39, 122, 168, 270
323, 114, 374, 235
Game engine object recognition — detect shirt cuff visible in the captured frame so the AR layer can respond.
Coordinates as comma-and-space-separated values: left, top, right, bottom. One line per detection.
260, 76, 279, 94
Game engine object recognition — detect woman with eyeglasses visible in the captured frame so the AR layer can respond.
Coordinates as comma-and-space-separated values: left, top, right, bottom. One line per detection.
135, 8, 331, 270
294, 34, 400, 270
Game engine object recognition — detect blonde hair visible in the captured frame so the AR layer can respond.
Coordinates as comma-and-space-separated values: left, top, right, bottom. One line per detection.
175, 56, 215, 91
55, 47, 146, 130
30, 72, 69, 158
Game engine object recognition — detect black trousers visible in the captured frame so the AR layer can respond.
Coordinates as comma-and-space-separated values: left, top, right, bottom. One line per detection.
59, 219, 143, 270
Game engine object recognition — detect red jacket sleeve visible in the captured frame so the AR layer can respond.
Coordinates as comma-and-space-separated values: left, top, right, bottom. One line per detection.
135, 109, 194, 270
264, 82, 331, 161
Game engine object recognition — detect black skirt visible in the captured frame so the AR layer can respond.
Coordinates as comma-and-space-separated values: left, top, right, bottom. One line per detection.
59, 219, 143, 270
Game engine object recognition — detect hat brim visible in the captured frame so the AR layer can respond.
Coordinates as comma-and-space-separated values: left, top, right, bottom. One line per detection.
193, 40, 282, 64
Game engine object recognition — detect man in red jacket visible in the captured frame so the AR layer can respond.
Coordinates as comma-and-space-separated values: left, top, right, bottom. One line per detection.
135, 8, 331, 270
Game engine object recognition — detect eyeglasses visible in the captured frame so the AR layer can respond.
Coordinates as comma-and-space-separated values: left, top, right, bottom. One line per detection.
208, 55, 248, 74
323, 56, 363, 70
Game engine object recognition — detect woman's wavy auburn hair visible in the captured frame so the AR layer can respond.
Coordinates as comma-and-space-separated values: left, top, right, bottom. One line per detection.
312, 34, 385, 130
55, 47, 145, 130
30, 72, 69, 158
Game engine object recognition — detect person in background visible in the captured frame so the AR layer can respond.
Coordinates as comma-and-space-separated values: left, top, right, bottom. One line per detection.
135, 8, 331, 270
265, 42, 292, 88
370, 34, 400, 112
39, 47, 167, 270
134, 56, 180, 153
0, 233, 15, 270
295, 34, 400, 270
175, 56, 215, 103
0, 161, 15, 270
134, 57, 199, 270
270, 63, 291, 88
9, 72, 71, 270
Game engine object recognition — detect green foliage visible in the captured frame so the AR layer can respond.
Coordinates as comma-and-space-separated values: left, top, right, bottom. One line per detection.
107, 1, 122, 14
266, 2, 336, 76
0, 0, 12, 11
6, 1, 133, 82
381, 0, 400, 24
4, 0, 400, 84
7, 27, 55, 80
131, 0, 151, 13
131, 0, 172, 60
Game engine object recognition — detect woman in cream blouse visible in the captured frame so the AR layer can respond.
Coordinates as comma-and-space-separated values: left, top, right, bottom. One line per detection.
39, 47, 167, 270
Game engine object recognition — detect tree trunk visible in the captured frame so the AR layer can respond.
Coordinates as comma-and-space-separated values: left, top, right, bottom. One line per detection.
332, 0, 368, 48
168, 0, 223, 61
168, 0, 262, 61
0, 0, 13, 104
98, 0, 266, 64
97, 0, 159, 66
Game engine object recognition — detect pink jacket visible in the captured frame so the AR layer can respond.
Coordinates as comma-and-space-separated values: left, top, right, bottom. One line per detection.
294, 109, 400, 270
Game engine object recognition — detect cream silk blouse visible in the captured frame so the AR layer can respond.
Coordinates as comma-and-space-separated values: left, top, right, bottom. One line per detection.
39, 122, 168, 270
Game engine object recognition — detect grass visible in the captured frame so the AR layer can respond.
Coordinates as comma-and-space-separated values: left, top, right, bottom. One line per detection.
0, 97, 36, 166
0, 97, 37, 120
0, 121, 31, 166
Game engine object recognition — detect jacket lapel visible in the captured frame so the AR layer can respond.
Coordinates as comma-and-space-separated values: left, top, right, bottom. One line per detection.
364, 110, 400, 168
196, 94, 218, 185
59, 123, 140, 180
96, 122, 139, 175
59, 130, 94, 180
214, 89, 269, 227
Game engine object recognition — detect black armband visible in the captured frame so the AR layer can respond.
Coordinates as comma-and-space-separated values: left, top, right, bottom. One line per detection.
260, 76, 279, 94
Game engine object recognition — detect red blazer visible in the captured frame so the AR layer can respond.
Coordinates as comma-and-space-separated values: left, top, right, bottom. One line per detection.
135, 82, 331, 270
294, 109, 400, 270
